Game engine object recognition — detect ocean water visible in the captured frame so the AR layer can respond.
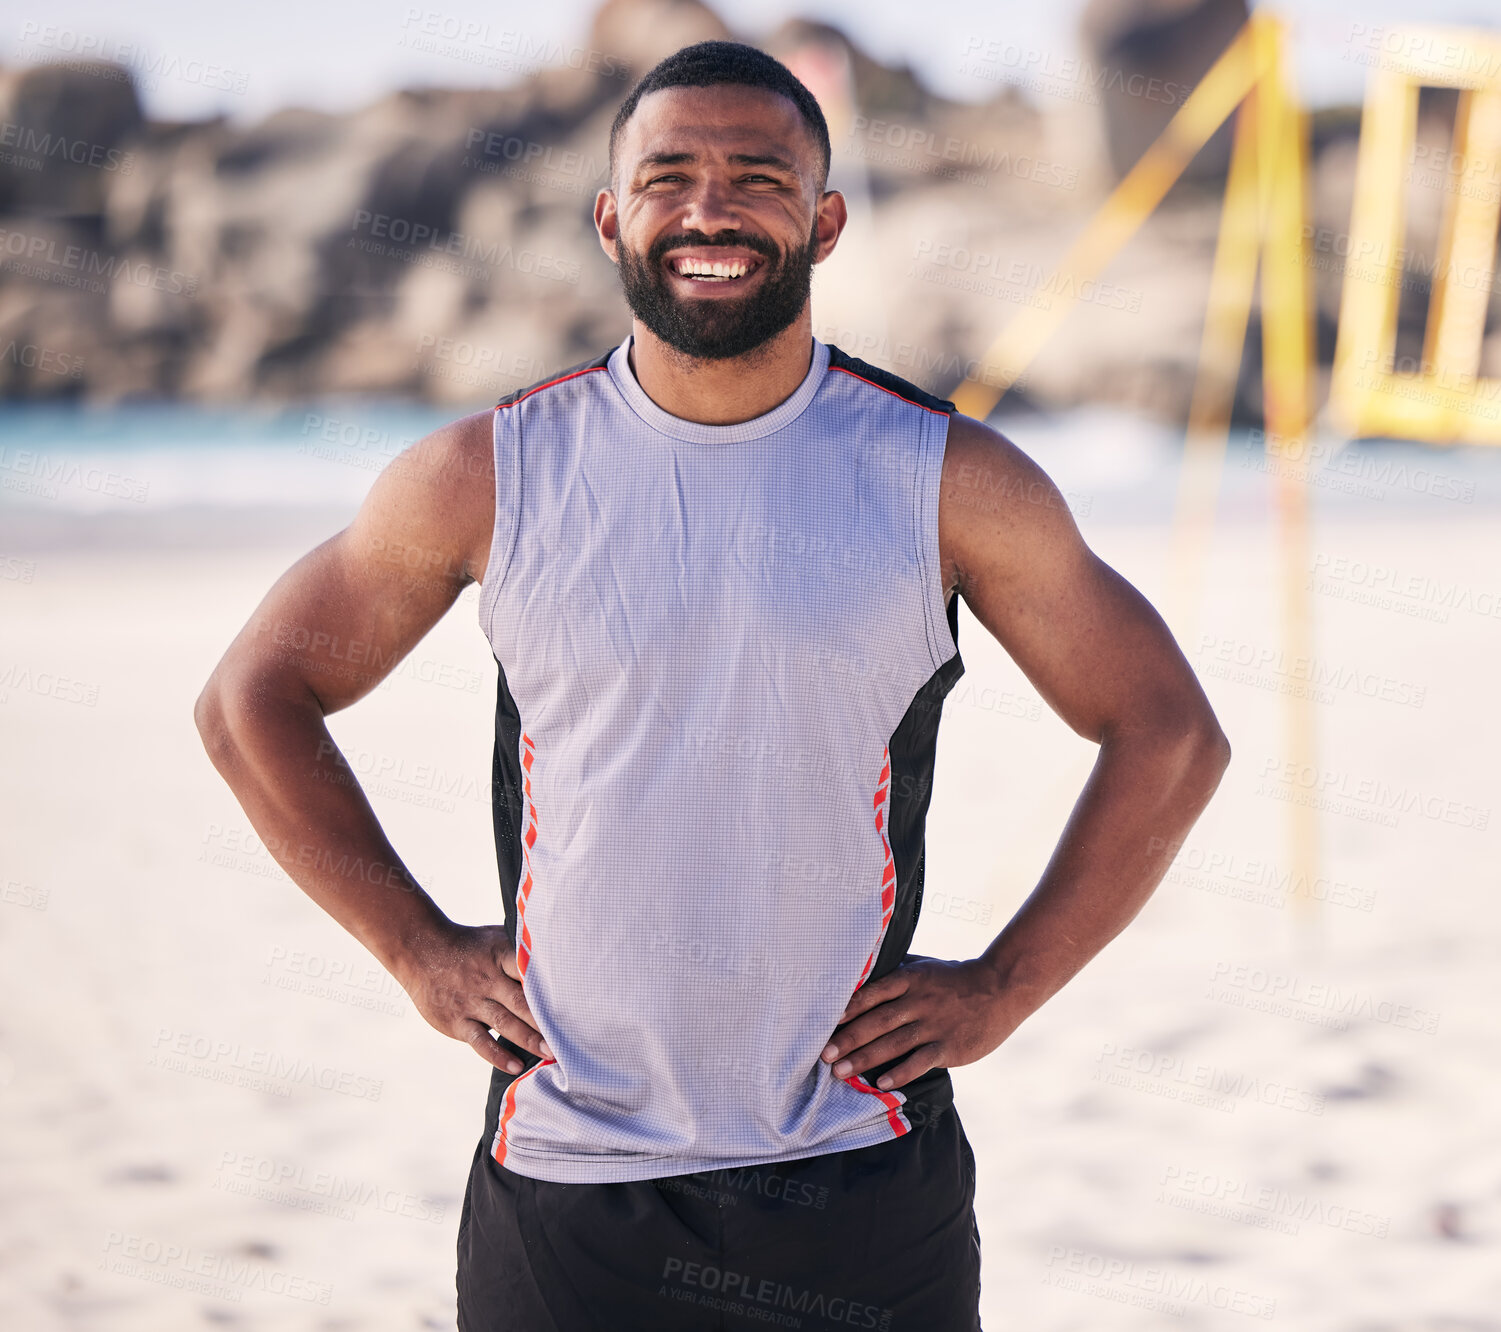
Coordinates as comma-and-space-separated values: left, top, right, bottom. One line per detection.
0, 401, 454, 517
1, 399, 1499, 530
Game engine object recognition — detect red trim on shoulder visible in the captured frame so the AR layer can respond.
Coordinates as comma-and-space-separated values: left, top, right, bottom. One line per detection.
828, 364, 951, 417
494, 365, 609, 412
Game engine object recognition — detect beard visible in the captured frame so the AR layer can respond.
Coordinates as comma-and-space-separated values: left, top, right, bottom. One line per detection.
615, 221, 820, 361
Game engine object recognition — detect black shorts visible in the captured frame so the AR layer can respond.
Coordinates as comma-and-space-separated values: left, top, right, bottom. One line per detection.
456, 1067, 982, 1332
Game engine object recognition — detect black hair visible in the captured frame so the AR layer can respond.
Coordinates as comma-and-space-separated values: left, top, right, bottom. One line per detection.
608, 40, 832, 192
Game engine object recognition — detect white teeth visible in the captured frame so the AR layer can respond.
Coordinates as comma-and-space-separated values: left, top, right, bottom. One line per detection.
674, 257, 751, 278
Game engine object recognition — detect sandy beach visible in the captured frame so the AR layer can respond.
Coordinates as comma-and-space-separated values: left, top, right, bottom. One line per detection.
2, 468, 1498, 1330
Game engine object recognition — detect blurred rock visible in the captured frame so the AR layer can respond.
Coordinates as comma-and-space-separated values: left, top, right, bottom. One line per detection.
1080, 0, 1248, 185
0, 5, 1389, 425
588, 0, 732, 83
0, 61, 143, 218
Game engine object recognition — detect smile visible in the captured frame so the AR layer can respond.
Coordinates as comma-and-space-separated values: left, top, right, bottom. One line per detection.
666, 254, 764, 282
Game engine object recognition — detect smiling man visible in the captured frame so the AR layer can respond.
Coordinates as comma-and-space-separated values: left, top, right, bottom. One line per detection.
196, 40, 1230, 1332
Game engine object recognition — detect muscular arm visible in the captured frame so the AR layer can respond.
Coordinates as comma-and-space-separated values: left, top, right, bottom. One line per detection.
823, 413, 1231, 1089
193, 411, 549, 1072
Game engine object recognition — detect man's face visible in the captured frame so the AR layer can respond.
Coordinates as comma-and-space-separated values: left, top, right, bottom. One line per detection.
597, 84, 844, 360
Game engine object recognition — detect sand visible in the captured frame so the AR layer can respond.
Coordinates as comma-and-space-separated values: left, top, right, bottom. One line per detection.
2, 485, 1497, 1330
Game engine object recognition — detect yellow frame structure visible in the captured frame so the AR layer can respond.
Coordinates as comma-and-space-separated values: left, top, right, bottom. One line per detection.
1330, 26, 1501, 444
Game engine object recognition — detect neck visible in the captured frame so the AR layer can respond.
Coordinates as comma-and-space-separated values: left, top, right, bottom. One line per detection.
626, 311, 815, 425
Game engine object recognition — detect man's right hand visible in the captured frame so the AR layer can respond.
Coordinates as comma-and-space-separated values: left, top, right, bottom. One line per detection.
397, 921, 554, 1073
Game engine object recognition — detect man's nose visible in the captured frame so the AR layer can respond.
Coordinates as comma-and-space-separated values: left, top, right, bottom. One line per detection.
678, 178, 741, 236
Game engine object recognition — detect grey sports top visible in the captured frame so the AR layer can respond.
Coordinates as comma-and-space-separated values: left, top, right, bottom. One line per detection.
475, 332, 965, 1183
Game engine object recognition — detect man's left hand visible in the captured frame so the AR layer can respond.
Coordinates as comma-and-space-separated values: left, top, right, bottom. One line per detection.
820, 957, 1019, 1091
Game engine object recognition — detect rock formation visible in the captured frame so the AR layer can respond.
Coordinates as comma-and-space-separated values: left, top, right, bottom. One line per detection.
0, 0, 1388, 427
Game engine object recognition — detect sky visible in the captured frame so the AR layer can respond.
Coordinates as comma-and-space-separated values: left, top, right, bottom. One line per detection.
3, 0, 1499, 124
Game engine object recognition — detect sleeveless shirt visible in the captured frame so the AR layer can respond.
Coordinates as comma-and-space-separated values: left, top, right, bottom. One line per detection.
475, 332, 966, 1183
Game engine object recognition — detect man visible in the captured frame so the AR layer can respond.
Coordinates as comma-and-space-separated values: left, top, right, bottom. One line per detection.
195, 40, 1230, 1332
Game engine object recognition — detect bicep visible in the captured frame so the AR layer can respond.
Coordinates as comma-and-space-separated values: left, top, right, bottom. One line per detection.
214, 412, 494, 715
941, 416, 1210, 744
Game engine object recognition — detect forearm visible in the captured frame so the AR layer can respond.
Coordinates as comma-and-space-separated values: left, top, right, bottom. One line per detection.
978, 720, 1230, 1019
195, 670, 453, 983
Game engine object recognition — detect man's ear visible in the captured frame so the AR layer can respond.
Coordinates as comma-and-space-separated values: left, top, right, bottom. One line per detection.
594, 189, 620, 264
813, 189, 848, 265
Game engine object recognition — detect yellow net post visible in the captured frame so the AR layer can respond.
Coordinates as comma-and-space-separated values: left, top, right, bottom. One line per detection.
949, 20, 1271, 420
953, 13, 1322, 942
1250, 18, 1320, 945
1167, 89, 1265, 643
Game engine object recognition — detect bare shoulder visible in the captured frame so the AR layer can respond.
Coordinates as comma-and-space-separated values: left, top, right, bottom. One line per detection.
349, 408, 497, 588
936, 412, 1219, 744
937, 411, 1088, 602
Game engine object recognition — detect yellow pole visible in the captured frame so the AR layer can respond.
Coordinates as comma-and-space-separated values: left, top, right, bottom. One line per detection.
1168, 92, 1265, 642
1253, 17, 1320, 947
971, 15, 1321, 947
951, 20, 1272, 421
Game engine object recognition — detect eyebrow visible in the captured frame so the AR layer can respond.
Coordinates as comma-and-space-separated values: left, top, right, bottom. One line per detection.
636, 151, 796, 173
